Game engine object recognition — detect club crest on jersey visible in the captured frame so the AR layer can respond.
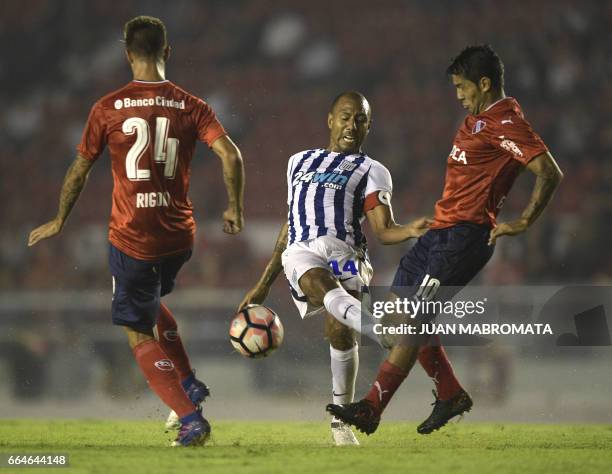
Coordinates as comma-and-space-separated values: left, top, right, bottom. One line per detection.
472, 120, 486, 134
335, 160, 357, 172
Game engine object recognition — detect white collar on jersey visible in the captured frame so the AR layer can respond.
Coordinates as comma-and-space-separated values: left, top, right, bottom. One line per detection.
484, 96, 512, 112
132, 79, 169, 84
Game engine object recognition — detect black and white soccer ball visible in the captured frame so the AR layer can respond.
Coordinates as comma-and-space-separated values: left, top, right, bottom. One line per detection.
229, 305, 284, 358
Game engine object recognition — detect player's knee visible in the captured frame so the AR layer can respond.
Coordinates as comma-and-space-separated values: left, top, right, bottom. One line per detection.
123, 326, 155, 349
388, 346, 415, 365
299, 267, 339, 307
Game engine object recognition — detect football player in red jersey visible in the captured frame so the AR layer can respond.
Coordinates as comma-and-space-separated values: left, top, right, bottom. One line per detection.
27, 16, 245, 446
328, 44, 563, 435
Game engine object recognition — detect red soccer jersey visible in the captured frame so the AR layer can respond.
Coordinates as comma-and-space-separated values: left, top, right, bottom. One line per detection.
77, 80, 226, 260
431, 97, 548, 229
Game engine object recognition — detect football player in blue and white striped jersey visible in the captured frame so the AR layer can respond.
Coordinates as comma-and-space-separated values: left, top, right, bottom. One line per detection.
239, 91, 429, 445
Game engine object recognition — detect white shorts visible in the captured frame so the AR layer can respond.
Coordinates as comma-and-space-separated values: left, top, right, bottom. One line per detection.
281, 235, 373, 319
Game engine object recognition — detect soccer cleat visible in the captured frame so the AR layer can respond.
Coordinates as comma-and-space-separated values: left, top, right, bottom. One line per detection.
331, 417, 360, 446
165, 377, 211, 430
171, 412, 211, 447
417, 389, 473, 435
326, 400, 380, 435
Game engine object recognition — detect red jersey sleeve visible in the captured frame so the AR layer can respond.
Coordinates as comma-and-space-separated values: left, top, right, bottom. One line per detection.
488, 114, 548, 165
194, 99, 227, 147
77, 102, 107, 161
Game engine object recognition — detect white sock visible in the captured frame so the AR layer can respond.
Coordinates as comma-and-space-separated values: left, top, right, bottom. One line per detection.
323, 287, 380, 345
330, 344, 358, 405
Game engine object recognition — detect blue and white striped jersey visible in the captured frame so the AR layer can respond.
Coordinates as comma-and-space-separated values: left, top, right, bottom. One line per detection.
286, 149, 393, 249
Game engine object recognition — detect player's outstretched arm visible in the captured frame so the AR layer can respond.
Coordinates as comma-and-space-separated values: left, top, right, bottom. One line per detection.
238, 221, 288, 311
366, 204, 431, 245
489, 151, 563, 245
211, 135, 245, 235
28, 154, 94, 247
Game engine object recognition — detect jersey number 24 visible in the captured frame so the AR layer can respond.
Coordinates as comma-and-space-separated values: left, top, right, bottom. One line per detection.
122, 117, 179, 181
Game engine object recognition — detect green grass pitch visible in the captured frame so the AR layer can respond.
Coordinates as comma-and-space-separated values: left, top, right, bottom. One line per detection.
1, 420, 611, 474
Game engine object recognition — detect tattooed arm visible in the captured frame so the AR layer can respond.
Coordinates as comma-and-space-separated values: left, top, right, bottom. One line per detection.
238, 221, 288, 311
28, 154, 94, 246
489, 151, 563, 245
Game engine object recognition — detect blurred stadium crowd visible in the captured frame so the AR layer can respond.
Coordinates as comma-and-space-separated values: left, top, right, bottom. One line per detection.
2, 0, 611, 293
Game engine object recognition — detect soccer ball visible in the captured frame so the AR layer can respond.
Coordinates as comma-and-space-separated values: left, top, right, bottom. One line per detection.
229, 305, 284, 358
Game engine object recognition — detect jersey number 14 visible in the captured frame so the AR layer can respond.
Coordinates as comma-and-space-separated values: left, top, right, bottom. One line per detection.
122, 117, 179, 181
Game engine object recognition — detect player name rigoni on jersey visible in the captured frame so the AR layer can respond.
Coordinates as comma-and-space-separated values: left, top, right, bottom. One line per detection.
136, 191, 171, 208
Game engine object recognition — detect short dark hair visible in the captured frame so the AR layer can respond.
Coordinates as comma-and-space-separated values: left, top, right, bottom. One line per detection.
330, 91, 370, 114
447, 45, 504, 91
124, 16, 167, 60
